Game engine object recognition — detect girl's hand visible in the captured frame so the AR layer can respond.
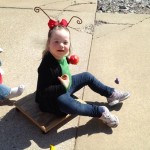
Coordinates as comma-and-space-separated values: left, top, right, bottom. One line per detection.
58, 74, 70, 89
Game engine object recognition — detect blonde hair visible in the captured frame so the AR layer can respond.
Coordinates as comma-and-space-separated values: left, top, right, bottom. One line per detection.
42, 26, 72, 58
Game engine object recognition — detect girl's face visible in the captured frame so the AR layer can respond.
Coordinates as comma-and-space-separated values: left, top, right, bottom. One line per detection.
48, 28, 70, 60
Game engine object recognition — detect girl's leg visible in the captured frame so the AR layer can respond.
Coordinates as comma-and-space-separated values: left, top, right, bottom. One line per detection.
69, 72, 130, 106
57, 92, 104, 117
69, 72, 114, 97
57, 93, 119, 127
0, 84, 11, 100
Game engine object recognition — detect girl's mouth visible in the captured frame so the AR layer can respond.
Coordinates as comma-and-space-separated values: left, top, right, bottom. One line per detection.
57, 50, 64, 52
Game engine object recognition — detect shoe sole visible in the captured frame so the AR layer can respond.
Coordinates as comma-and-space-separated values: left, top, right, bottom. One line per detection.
108, 93, 130, 107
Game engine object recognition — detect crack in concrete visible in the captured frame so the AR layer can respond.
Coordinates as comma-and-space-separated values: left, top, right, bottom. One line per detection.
69, 24, 94, 35
0, 1, 95, 34
39, 0, 70, 7
54, 1, 96, 19
94, 16, 150, 39
70, 2, 96, 6
121, 16, 150, 31
35, 1, 96, 31
37, 0, 96, 20
45, 1, 96, 33
95, 20, 133, 26
39, 0, 95, 7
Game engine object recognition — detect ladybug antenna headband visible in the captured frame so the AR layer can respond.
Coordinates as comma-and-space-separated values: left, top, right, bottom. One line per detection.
34, 7, 82, 30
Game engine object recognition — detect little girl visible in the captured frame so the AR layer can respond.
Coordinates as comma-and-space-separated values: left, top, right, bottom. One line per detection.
0, 48, 25, 102
35, 20, 130, 128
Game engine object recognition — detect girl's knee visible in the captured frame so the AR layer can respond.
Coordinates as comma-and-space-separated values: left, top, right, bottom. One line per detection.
83, 72, 93, 78
57, 94, 68, 104
83, 72, 95, 83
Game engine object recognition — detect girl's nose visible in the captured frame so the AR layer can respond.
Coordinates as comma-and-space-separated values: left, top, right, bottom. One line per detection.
60, 43, 64, 49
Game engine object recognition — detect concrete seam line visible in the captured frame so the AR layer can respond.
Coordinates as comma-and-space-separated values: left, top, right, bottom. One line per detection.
0, 7, 78, 12
73, 5, 97, 150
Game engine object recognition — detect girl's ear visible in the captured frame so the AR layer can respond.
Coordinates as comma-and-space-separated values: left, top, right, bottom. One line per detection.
47, 39, 51, 48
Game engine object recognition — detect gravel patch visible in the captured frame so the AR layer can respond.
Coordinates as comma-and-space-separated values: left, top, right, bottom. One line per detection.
97, 0, 150, 14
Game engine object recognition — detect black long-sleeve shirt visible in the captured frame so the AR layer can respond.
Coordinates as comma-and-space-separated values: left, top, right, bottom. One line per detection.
35, 52, 67, 115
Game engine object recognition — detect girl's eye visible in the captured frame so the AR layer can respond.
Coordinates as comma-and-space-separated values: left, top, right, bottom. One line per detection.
64, 41, 68, 45
55, 41, 59, 44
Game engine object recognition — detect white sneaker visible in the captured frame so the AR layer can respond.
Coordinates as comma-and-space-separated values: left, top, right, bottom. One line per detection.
107, 89, 130, 106
7, 85, 25, 99
100, 106, 119, 128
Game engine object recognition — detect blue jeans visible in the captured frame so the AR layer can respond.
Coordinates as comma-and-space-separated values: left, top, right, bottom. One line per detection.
0, 84, 11, 100
57, 72, 114, 118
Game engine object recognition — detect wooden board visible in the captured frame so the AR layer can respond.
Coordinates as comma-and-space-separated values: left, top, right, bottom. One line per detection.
14, 93, 86, 133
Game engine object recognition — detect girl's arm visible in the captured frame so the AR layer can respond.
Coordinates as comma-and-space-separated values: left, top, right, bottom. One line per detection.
37, 70, 66, 97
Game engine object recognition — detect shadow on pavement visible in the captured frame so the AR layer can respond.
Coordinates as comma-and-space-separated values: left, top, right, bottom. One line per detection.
0, 95, 113, 150
87, 101, 123, 111
0, 99, 16, 106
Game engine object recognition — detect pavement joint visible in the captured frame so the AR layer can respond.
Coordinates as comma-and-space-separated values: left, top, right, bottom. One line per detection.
73, 4, 96, 150
0, 6, 34, 10
0, 6, 78, 12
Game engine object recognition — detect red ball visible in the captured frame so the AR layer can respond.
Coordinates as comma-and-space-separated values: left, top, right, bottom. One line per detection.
69, 55, 79, 65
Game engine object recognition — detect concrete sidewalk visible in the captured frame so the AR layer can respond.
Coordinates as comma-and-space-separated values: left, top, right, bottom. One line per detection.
0, 0, 150, 150
76, 13, 150, 150
0, 1, 96, 150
